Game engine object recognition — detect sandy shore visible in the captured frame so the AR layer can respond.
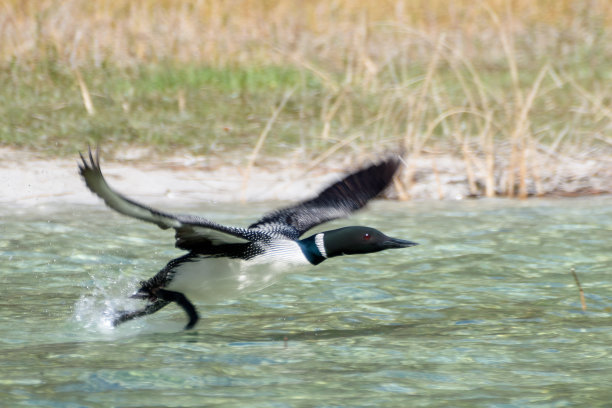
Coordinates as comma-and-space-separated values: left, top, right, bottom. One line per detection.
0, 148, 341, 208
1, 148, 610, 208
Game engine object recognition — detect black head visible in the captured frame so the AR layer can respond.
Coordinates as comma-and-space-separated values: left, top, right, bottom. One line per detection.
321, 226, 417, 257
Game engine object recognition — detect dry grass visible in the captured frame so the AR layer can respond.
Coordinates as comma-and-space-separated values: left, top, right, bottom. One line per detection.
1, 0, 611, 198
4, 0, 612, 67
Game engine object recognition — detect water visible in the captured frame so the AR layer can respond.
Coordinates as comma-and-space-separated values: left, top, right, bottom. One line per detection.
1, 197, 611, 407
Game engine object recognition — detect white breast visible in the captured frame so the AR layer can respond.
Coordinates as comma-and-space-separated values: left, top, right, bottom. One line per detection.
165, 240, 310, 304
250, 240, 311, 265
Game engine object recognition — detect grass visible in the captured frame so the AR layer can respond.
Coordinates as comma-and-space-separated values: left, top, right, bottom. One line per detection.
0, 63, 324, 155
1, 0, 611, 197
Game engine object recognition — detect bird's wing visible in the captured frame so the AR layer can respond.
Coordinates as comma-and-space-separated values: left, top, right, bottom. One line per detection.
248, 156, 402, 236
78, 149, 257, 250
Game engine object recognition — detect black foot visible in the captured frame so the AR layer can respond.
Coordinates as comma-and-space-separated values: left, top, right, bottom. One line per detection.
111, 300, 170, 327
156, 289, 199, 330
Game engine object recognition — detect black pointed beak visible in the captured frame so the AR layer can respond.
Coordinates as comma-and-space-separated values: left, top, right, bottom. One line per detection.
383, 236, 418, 249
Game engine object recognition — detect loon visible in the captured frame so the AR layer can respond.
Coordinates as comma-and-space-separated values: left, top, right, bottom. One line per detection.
79, 149, 417, 329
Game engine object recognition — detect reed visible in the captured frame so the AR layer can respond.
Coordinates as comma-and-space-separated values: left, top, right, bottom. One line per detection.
241, 87, 295, 202
1, 0, 611, 198
571, 268, 587, 311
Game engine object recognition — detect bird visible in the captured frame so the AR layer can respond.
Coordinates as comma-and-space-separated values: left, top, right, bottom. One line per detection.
78, 148, 417, 330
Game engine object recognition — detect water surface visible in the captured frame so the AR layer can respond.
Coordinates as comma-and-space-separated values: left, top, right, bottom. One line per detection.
1, 197, 611, 407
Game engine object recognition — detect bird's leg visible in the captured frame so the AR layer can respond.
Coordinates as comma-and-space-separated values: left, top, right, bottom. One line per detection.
112, 300, 170, 327
155, 289, 199, 330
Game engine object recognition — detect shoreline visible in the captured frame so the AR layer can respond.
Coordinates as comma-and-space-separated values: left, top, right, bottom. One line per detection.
1, 148, 610, 208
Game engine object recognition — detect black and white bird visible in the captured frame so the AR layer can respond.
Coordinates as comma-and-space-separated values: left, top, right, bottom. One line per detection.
79, 149, 417, 329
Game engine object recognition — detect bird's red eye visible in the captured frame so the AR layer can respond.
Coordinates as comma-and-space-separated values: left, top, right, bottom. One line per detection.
363, 233, 371, 240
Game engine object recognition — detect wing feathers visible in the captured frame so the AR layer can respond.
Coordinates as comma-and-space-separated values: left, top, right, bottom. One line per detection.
249, 156, 401, 236
79, 149, 402, 249
78, 148, 252, 250
79, 149, 181, 229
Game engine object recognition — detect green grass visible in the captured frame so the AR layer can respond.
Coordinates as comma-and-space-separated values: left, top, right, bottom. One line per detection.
1, 56, 610, 162
0, 63, 328, 156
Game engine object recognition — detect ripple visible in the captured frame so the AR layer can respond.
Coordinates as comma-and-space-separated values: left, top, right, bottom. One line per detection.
0, 198, 611, 406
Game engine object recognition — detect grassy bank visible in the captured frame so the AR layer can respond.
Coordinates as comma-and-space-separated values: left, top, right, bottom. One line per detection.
1, 63, 325, 156
1, 0, 611, 198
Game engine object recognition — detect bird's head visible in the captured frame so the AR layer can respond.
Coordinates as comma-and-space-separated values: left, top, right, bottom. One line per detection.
319, 226, 417, 257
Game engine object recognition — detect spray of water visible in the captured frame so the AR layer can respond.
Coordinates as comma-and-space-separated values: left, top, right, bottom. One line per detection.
73, 264, 143, 333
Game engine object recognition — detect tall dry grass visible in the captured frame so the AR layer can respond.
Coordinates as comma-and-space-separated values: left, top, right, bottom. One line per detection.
2, 0, 611, 198
3, 0, 611, 67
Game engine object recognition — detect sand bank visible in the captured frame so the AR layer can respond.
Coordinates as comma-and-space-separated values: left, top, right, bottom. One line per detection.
1, 148, 610, 209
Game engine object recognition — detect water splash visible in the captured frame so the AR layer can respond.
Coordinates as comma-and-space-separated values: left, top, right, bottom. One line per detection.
73, 266, 143, 334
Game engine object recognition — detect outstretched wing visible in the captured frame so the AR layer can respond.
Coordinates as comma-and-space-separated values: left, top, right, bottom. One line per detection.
249, 156, 402, 236
78, 148, 262, 251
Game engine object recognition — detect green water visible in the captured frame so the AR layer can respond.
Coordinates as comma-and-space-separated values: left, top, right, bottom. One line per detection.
1, 198, 611, 407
